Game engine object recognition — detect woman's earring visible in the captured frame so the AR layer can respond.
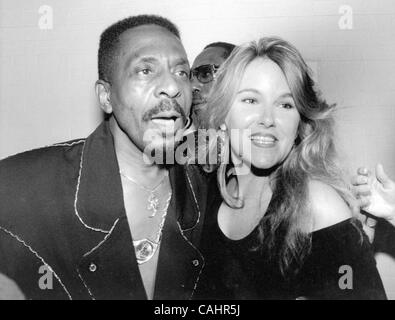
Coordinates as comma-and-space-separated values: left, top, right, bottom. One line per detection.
217, 125, 227, 164
184, 116, 192, 129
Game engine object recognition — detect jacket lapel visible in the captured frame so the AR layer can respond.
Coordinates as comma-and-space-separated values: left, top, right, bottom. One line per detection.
153, 165, 206, 300
76, 121, 125, 232
75, 121, 145, 299
75, 121, 208, 299
77, 218, 147, 300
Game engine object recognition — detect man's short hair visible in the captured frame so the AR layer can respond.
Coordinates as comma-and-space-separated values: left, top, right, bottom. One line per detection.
203, 42, 236, 60
98, 15, 180, 82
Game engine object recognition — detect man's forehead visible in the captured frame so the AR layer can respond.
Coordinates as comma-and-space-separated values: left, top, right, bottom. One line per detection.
118, 25, 187, 60
126, 46, 189, 66
192, 46, 227, 69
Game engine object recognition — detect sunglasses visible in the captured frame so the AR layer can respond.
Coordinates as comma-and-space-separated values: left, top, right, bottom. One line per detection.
190, 64, 220, 84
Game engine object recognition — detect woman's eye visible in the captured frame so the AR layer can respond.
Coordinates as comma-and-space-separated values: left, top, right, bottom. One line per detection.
242, 98, 256, 104
281, 103, 294, 109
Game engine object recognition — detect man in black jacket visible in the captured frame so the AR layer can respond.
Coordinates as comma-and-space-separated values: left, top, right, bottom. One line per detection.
0, 15, 208, 300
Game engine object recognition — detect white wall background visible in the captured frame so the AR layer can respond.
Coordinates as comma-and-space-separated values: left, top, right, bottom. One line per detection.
1, 0, 395, 298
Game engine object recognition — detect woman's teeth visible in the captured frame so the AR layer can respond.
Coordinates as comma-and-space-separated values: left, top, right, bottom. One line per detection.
250, 136, 276, 145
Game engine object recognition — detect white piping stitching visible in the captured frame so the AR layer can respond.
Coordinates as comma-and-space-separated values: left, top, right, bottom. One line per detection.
177, 222, 205, 300
0, 226, 72, 300
73, 141, 109, 234
76, 270, 95, 300
182, 169, 201, 232
0, 140, 86, 161
181, 168, 205, 299
77, 219, 120, 300
51, 140, 86, 147
83, 219, 120, 257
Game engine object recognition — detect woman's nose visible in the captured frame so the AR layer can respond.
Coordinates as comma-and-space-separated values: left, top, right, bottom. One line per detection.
259, 106, 275, 127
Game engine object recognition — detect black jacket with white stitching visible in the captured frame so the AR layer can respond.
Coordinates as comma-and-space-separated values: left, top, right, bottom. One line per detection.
0, 120, 209, 300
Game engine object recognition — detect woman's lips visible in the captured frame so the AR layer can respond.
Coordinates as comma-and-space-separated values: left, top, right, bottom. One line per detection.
250, 133, 278, 147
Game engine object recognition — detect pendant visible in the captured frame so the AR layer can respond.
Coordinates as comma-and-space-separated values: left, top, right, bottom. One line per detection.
147, 192, 160, 217
133, 239, 158, 265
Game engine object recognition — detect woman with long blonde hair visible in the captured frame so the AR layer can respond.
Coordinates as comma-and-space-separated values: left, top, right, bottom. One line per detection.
197, 37, 386, 299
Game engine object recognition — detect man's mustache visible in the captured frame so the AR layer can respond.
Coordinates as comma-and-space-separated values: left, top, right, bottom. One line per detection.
192, 91, 204, 102
142, 99, 187, 123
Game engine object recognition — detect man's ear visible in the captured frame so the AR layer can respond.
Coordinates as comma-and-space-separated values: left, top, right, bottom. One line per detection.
95, 80, 112, 114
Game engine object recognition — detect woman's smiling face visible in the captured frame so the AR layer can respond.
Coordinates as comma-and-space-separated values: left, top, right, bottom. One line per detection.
226, 57, 301, 170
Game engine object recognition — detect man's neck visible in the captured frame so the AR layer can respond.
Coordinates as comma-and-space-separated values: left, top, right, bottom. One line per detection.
109, 117, 165, 183
109, 116, 169, 300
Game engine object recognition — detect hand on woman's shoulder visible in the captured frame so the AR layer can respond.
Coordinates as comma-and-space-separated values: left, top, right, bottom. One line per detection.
308, 180, 352, 232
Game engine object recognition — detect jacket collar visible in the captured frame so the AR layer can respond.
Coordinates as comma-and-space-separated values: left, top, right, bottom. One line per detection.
76, 120, 125, 232
75, 120, 208, 299
76, 120, 206, 233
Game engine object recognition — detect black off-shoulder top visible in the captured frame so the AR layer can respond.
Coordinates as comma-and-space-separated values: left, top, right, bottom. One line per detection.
196, 183, 387, 300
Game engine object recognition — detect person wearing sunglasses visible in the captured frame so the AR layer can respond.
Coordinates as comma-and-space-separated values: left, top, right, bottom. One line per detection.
189, 42, 235, 130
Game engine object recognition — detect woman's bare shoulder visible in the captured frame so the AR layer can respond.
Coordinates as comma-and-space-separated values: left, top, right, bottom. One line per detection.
308, 180, 352, 232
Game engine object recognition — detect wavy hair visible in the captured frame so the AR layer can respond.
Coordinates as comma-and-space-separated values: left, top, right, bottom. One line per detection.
200, 37, 356, 275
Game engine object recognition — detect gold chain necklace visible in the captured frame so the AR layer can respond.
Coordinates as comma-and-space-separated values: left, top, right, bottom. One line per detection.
119, 170, 168, 218
132, 192, 172, 264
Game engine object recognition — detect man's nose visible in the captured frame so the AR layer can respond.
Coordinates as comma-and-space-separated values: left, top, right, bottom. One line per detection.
192, 86, 201, 95
156, 72, 181, 99
191, 77, 203, 94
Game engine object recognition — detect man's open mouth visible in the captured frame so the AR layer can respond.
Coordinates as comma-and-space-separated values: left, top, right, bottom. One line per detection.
192, 99, 206, 106
150, 112, 182, 126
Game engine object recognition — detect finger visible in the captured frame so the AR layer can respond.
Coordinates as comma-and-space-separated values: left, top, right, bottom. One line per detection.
356, 196, 371, 209
357, 167, 370, 176
376, 163, 391, 188
353, 185, 372, 197
357, 213, 377, 243
351, 174, 370, 186
366, 217, 378, 228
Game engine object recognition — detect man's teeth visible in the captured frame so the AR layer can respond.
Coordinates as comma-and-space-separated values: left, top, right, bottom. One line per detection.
250, 136, 276, 144
151, 118, 177, 125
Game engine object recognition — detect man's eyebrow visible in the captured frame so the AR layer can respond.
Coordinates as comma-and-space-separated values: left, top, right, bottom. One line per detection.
173, 58, 189, 67
124, 56, 189, 68
131, 56, 158, 65
123, 53, 157, 68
